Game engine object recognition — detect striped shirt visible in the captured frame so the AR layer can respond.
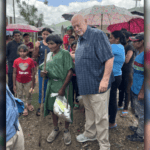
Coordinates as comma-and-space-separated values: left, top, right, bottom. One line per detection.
131, 51, 144, 95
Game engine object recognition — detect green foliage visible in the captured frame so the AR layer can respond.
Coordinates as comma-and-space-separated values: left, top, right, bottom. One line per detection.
44, 0, 48, 5
16, 0, 44, 27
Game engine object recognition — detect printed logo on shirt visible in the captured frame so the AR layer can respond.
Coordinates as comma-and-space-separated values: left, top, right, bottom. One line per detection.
19, 71, 29, 75
19, 63, 29, 71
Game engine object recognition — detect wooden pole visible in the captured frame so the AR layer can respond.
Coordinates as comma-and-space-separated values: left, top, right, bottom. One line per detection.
13, 0, 16, 23
39, 49, 47, 147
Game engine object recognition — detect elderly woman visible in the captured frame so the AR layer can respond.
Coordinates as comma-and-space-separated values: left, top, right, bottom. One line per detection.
39, 34, 74, 145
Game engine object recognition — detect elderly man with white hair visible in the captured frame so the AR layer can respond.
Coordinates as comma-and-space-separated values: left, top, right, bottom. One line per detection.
71, 14, 114, 150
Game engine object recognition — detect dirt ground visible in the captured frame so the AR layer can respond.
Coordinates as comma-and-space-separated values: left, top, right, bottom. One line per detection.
18, 77, 144, 150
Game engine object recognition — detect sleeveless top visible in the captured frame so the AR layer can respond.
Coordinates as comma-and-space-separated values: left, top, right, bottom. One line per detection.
38, 41, 50, 65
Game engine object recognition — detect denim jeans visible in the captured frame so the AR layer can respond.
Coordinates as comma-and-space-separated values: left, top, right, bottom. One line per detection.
38, 69, 48, 104
131, 90, 144, 137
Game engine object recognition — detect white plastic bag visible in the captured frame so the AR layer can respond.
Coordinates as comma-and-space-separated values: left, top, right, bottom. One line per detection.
52, 93, 72, 123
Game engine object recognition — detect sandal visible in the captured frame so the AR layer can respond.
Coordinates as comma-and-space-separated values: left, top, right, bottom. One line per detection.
117, 107, 123, 111
27, 104, 34, 112
109, 123, 117, 129
74, 103, 80, 110
36, 108, 40, 116
23, 109, 28, 116
120, 111, 128, 117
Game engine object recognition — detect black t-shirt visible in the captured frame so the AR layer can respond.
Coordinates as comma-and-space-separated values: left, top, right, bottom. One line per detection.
122, 43, 135, 73
6, 40, 23, 73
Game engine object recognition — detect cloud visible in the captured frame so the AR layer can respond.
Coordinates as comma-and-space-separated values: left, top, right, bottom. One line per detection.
6, 0, 144, 25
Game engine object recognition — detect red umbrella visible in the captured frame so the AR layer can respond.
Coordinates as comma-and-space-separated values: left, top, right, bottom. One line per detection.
6, 24, 40, 32
107, 17, 144, 33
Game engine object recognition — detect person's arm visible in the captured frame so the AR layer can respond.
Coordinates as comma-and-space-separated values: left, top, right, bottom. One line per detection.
6, 41, 10, 59
70, 51, 75, 60
13, 68, 17, 93
125, 50, 133, 63
32, 41, 40, 59
28, 42, 34, 52
58, 69, 73, 96
145, 122, 150, 150
138, 82, 144, 100
99, 57, 114, 93
95, 31, 114, 93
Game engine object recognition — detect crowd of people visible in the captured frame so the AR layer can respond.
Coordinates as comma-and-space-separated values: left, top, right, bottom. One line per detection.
6, 14, 145, 150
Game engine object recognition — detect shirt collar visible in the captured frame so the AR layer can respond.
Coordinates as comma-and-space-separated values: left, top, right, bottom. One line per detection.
79, 25, 91, 40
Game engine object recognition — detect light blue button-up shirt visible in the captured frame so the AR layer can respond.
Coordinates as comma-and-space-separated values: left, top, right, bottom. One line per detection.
6, 84, 19, 142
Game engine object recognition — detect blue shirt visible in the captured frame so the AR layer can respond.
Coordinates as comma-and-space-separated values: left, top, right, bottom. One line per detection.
145, 83, 150, 123
111, 44, 125, 76
6, 85, 19, 142
75, 26, 114, 95
131, 51, 144, 95
38, 41, 50, 65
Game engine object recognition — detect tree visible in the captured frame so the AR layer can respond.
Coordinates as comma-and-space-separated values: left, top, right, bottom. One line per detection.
16, 0, 44, 27
44, 0, 48, 5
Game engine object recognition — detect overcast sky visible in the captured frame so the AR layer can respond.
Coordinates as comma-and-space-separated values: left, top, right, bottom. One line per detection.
6, 0, 144, 25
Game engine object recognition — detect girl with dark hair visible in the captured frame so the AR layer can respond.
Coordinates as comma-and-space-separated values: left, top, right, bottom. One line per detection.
32, 27, 52, 116
118, 31, 136, 117
39, 34, 74, 145
108, 31, 125, 128
13, 44, 35, 116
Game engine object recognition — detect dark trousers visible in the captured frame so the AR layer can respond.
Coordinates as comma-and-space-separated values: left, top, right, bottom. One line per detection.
109, 75, 122, 124
72, 76, 79, 103
118, 72, 133, 110
8, 73, 14, 95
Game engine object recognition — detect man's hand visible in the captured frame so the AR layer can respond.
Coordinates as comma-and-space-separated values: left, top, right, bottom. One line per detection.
13, 85, 17, 93
70, 51, 75, 60
138, 92, 144, 100
58, 88, 65, 96
40, 70, 48, 78
99, 79, 109, 93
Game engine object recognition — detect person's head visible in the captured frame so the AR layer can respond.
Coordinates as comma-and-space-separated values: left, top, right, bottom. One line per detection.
46, 34, 63, 53
23, 33, 30, 42
121, 28, 127, 32
122, 31, 132, 42
38, 36, 43, 41
41, 28, 53, 41
17, 44, 29, 58
69, 35, 75, 45
66, 26, 73, 36
109, 31, 126, 46
6, 35, 12, 43
106, 33, 110, 39
71, 40, 77, 52
13, 30, 21, 42
71, 14, 88, 36
129, 33, 144, 51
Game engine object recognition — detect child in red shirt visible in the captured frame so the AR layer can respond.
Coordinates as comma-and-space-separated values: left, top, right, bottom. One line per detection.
13, 44, 35, 116
63, 26, 73, 50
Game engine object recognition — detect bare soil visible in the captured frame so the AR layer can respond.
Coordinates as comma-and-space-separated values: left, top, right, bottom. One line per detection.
18, 78, 144, 150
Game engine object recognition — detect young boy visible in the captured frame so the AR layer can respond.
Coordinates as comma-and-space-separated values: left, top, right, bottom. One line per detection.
6, 30, 23, 95
23, 33, 34, 58
126, 33, 144, 142
68, 35, 75, 52
63, 26, 73, 50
